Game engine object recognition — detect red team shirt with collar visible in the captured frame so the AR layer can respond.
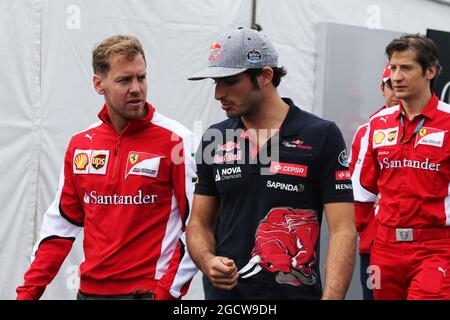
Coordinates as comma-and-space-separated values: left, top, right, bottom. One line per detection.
16, 103, 198, 300
357, 94, 450, 228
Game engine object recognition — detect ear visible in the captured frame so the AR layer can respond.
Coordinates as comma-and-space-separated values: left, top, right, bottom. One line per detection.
425, 66, 437, 81
380, 83, 385, 97
259, 66, 274, 86
93, 74, 105, 95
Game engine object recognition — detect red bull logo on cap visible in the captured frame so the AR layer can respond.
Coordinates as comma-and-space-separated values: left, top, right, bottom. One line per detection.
209, 41, 222, 61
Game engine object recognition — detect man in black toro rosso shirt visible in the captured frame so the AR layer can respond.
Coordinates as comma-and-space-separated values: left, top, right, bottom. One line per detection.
186, 27, 356, 300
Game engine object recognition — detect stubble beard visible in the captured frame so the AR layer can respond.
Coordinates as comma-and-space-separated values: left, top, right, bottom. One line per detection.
111, 102, 147, 122
227, 93, 261, 120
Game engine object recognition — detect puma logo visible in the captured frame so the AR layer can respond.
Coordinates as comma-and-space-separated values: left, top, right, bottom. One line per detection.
380, 117, 388, 123
438, 267, 447, 277
85, 133, 95, 142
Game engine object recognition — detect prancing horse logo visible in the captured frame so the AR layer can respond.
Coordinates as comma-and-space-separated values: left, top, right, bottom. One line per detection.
399, 230, 409, 241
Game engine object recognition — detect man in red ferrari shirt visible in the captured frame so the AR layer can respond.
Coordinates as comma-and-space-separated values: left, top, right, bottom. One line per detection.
16, 35, 198, 300
355, 34, 450, 300
349, 62, 400, 300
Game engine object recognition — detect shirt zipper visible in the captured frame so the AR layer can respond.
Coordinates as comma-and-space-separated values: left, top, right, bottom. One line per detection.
111, 134, 122, 181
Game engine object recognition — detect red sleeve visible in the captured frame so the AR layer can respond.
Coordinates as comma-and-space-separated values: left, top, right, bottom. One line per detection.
16, 238, 74, 300
349, 124, 368, 175
16, 142, 84, 300
360, 122, 380, 195
354, 202, 375, 232
350, 124, 376, 233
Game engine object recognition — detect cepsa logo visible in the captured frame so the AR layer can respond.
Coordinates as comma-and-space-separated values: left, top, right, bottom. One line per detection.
270, 162, 308, 177
335, 170, 351, 181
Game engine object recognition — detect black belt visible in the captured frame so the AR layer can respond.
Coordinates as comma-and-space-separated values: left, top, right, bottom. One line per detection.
77, 288, 155, 300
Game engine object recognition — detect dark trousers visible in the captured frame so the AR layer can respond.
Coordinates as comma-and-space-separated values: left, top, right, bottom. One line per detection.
77, 290, 155, 300
360, 253, 374, 300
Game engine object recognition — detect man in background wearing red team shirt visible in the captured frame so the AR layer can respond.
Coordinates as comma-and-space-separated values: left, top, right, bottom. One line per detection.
354, 33, 450, 300
16, 35, 198, 300
349, 63, 400, 300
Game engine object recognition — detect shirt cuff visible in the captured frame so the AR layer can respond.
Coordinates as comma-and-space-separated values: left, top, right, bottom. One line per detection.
16, 291, 37, 300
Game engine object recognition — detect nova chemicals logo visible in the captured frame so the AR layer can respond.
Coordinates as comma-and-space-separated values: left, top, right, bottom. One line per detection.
215, 166, 242, 181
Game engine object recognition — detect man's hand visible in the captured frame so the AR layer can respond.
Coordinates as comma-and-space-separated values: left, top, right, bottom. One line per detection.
204, 256, 238, 290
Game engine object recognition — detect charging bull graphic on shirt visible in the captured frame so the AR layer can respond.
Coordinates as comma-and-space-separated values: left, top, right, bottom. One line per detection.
239, 207, 319, 286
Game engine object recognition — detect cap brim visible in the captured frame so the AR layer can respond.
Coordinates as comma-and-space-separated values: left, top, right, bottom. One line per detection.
188, 66, 248, 81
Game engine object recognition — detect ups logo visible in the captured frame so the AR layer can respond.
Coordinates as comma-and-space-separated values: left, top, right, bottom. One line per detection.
387, 130, 397, 142
92, 154, 106, 169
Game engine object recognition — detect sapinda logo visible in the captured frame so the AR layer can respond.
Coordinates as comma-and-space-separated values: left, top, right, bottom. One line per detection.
266, 180, 304, 192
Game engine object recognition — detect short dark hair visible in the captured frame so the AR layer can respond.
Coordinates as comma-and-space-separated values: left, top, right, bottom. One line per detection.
382, 79, 393, 90
245, 66, 287, 89
385, 33, 441, 89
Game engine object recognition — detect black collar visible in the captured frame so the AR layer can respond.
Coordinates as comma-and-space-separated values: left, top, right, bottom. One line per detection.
232, 97, 302, 138
279, 98, 302, 138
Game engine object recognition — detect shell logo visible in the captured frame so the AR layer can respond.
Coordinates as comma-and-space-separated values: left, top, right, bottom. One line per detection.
374, 131, 385, 145
74, 153, 89, 170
